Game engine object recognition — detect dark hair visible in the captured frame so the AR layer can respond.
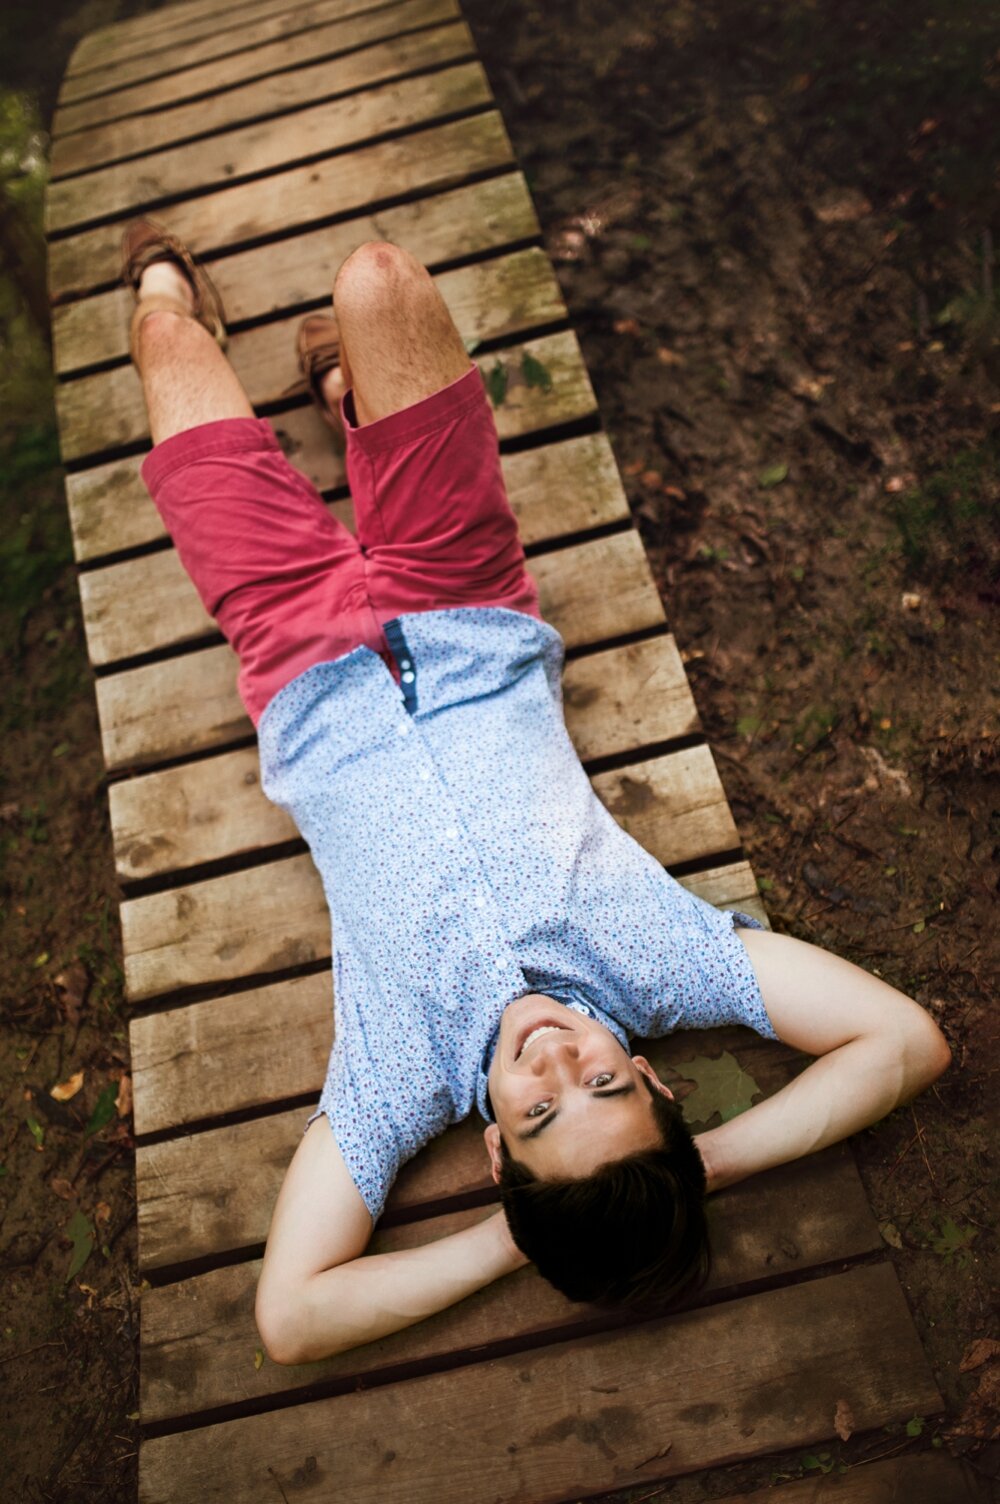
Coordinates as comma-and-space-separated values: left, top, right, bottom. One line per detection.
497, 1075, 710, 1311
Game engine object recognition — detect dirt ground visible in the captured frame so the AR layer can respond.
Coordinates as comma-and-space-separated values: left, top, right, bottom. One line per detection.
1, 0, 998, 1498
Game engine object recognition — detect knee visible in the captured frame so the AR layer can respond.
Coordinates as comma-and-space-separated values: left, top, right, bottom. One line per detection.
333, 240, 427, 311
254, 1278, 307, 1368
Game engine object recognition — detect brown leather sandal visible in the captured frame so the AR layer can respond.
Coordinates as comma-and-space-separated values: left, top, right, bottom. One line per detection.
122, 217, 227, 370
288, 312, 345, 449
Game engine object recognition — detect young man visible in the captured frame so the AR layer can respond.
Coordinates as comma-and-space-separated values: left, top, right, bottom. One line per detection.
122, 221, 950, 1366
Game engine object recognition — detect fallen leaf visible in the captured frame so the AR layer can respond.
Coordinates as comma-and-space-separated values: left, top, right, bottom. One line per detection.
758, 461, 788, 488
26, 1116, 44, 1151
814, 189, 872, 224
520, 351, 553, 393
929, 1215, 977, 1259
640, 470, 663, 489
906, 1416, 925, 1438
880, 1220, 903, 1249
484, 359, 508, 409
655, 346, 686, 367
901, 592, 922, 610
961, 1339, 1000, 1373
834, 1398, 855, 1441
115, 1075, 133, 1120
53, 962, 89, 1027
254, 1347, 265, 1372
613, 317, 641, 336
676, 1052, 763, 1129
50, 1177, 75, 1201
84, 1083, 119, 1139
51, 1070, 85, 1102
93, 1201, 112, 1228
65, 1210, 94, 1283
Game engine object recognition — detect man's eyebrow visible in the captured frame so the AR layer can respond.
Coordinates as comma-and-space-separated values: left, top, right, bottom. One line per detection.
515, 1082, 637, 1140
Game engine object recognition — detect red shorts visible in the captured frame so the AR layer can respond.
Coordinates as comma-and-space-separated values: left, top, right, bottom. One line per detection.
141, 365, 542, 725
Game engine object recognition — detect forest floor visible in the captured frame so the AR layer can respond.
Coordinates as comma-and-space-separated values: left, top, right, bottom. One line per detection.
0, 0, 997, 1499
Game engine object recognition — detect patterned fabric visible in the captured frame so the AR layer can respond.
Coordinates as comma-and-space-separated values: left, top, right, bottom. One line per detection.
258, 606, 774, 1220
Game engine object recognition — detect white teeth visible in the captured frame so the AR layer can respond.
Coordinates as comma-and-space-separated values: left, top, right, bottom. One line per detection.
517, 1024, 565, 1059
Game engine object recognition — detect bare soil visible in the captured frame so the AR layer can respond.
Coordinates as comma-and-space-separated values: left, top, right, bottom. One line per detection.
1, 0, 997, 1497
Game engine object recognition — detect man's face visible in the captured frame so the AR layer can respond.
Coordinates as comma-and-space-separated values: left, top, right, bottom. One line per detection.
484, 993, 672, 1180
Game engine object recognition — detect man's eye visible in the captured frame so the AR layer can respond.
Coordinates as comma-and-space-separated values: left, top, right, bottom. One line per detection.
590, 1072, 614, 1087
527, 1101, 552, 1118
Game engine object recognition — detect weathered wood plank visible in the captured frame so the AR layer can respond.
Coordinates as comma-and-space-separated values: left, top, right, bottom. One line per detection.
137, 1264, 940, 1504
49, 109, 514, 301
119, 741, 734, 1004
140, 1144, 880, 1424
66, 0, 394, 81
134, 1029, 801, 1268
130, 859, 761, 1136
47, 56, 489, 234
54, 0, 459, 156
54, 172, 537, 377
112, 636, 697, 884
57, 244, 565, 460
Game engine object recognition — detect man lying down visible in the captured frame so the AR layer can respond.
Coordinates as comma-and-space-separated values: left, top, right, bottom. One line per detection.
121, 218, 951, 1362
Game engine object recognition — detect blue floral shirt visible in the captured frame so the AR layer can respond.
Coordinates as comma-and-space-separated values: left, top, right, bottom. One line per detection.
258, 608, 774, 1221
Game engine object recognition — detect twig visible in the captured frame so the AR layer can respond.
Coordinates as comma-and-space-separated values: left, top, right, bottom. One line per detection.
911, 1105, 939, 1190
0, 1339, 65, 1365
882, 1130, 920, 1184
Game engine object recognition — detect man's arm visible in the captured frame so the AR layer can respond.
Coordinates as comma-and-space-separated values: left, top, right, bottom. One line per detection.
694, 927, 951, 1193
255, 1116, 526, 1366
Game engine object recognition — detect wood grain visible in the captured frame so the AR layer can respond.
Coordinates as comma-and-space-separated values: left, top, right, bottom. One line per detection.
48, 110, 515, 300
57, 243, 565, 460
54, 172, 538, 376
140, 1144, 880, 1423
134, 1030, 805, 1269
138, 1264, 939, 1504
65, 0, 400, 82
53, 0, 460, 162
119, 739, 732, 1005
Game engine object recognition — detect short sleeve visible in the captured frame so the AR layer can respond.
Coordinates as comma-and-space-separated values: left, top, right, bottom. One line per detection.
306, 1032, 402, 1223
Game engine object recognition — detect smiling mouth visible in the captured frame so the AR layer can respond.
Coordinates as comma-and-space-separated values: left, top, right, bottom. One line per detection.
515, 1022, 570, 1060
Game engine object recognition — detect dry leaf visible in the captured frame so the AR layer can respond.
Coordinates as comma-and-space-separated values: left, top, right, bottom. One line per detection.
115, 1074, 133, 1120
961, 1339, 1000, 1373
814, 189, 872, 224
53, 962, 89, 1027
656, 346, 686, 367
50, 1070, 85, 1102
50, 1177, 75, 1201
834, 1398, 855, 1441
94, 1201, 112, 1228
613, 317, 641, 336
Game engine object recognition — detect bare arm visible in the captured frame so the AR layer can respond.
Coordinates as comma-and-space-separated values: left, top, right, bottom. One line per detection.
695, 928, 951, 1193
255, 1117, 526, 1365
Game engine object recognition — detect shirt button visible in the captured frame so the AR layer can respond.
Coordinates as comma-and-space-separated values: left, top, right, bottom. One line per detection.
397, 722, 411, 737
419, 768, 431, 782
474, 894, 486, 909
399, 659, 412, 671
401, 671, 415, 684
445, 826, 459, 841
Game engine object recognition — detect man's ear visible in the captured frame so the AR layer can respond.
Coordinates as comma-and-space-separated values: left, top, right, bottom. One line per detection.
483, 1122, 504, 1184
631, 1054, 674, 1101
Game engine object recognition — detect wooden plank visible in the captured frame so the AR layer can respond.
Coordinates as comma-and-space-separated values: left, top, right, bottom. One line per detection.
711, 1455, 988, 1504
134, 1030, 805, 1268
48, 109, 515, 301
47, 55, 489, 234
52, 0, 463, 177
137, 1264, 940, 1504
66, 0, 393, 80
54, 172, 538, 377
119, 758, 736, 1007
140, 1145, 880, 1424
54, 0, 458, 152
82, 514, 647, 676
112, 637, 699, 885
129, 861, 760, 1137
57, 244, 566, 460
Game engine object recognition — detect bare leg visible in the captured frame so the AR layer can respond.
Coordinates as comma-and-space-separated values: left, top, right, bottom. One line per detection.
318, 241, 471, 426
135, 261, 254, 446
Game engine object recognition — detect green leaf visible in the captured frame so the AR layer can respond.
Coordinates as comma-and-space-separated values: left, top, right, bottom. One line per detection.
254, 1347, 265, 1372
520, 351, 553, 393
26, 1116, 44, 1148
802, 1453, 834, 1474
757, 876, 774, 893
65, 1210, 94, 1283
462, 336, 482, 355
912, 919, 926, 934
905, 1416, 925, 1437
678, 1052, 763, 1130
33, 951, 49, 968
928, 1215, 977, 1259
84, 1082, 119, 1139
735, 715, 762, 737
485, 359, 508, 409
630, 233, 653, 251
758, 462, 789, 488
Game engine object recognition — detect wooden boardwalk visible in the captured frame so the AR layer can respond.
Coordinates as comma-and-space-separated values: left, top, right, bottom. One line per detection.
47, 1, 973, 1499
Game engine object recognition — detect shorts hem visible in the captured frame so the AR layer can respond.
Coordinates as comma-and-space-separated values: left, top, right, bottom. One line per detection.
141, 416, 280, 494
341, 365, 485, 457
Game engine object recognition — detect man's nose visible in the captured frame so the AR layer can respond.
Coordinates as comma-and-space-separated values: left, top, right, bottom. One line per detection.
530, 1036, 580, 1073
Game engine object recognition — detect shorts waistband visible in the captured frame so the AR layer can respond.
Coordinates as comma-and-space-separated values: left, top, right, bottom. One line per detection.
141, 417, 281, 494
340, 364, 485, 458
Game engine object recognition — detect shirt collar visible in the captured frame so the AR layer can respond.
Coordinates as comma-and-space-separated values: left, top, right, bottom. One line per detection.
475, 994, 632, 1123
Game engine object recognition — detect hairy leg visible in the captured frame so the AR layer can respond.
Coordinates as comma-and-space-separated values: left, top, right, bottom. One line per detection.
135, 260, 254, 445
319, 241, 471, 426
